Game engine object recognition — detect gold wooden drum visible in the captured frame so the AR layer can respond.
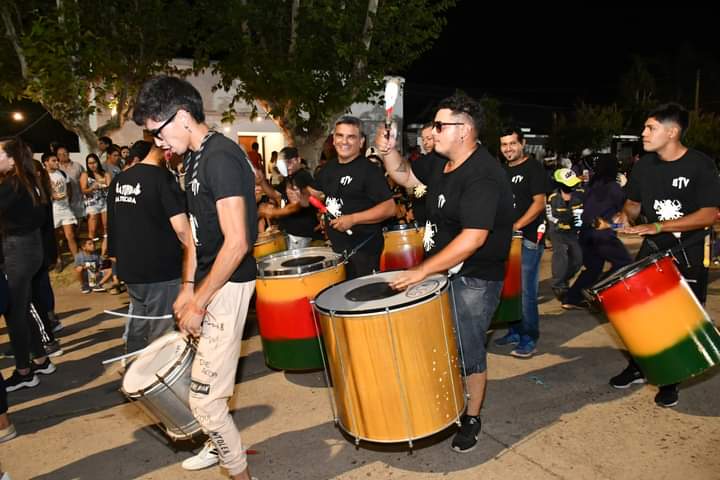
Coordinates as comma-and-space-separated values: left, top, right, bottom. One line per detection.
253, 228, 287, 259
313, 271, 464, 445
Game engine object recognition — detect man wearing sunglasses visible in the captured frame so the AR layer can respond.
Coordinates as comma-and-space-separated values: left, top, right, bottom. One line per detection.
132, 76, 257, 480
375, 94, 514, 454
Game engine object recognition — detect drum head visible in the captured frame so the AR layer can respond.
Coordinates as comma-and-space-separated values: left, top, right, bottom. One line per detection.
255, 229, 282, 245
314, 271, 448, 315
122, 332, 189, 394
589, 252, 670, 296
257, 247, 343, 277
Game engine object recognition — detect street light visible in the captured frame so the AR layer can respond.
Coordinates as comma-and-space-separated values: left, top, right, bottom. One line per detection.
11, 112, 23, 121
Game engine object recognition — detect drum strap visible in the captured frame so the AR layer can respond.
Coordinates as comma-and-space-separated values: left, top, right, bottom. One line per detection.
342, 230, 381, 262
645, 230, 708, 269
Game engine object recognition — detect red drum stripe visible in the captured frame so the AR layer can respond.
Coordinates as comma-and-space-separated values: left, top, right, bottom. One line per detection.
599, 257, 680, 314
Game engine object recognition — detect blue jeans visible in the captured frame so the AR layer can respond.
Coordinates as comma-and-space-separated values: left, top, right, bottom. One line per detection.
450, 276, 503, 375
509, 239, 544, 342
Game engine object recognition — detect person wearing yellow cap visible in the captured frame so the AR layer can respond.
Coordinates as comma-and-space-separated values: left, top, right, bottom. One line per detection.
546, 168, 585, 301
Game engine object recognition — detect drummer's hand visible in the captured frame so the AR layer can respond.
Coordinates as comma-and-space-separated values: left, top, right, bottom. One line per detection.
374, 124, 397, 154
330, 214, 355, 232
258, 202, 276, 218
389, 267, 428, 291
176, 301, 205, 338
622, 223, 659, 236
173, 284, 194, 320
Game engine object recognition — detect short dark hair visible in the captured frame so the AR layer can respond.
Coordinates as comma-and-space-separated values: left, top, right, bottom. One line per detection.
98, 136, 113, 147
647, 103, 689, 137
41, 152, 57, 163
421, 122, 433, 132
133, 75, 205, 125
129, 141, 153, 162
435, 94, 485, 135
500, 126, 524, 143
252, 142, 259, 150
279, 146, 299, 160
334, 115, 363, 132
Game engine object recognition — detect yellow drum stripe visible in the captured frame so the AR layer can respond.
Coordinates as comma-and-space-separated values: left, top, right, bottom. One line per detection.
256, 266, 346, 302
607, 283, 708, 357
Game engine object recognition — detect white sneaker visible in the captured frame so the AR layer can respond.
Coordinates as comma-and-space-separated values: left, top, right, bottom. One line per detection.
182, 440, 219, 471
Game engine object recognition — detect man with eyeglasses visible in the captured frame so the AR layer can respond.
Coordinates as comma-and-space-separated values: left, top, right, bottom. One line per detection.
311, 115, 396, 278
494, 126, 549, 359
132, 76, 258, 480
375, 94, 514, 454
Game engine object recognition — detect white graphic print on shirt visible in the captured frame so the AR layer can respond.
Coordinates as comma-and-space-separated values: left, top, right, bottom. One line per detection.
190, 178, 200, 196
671, 176, 690, 189
654, 199, 684, 221
325, 196, 343, 217
423, 220, 437, 251
189, 213, 201, 246
114, 182, 142, 204
511, 175, 524, 184
437, 194, 446, 209
340, 175, 353, 186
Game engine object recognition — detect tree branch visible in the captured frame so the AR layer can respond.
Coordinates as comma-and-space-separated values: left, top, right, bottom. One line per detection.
354, 0, 378, 78
289, 0, 299, 56
1, 3, 29, 79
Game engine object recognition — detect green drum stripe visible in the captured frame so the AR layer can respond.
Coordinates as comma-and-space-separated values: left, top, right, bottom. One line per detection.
635, 321, 720, 386
492, 296, 522, 325
261, 337, 325, 371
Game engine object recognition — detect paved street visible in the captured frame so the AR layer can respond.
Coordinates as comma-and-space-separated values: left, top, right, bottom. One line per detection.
2, 237, 719, 479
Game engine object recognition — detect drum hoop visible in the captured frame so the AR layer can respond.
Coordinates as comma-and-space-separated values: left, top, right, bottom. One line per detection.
588, 251, 671, 296
257, 247, 343, 277
122, 339, 195, 398
383, 222, 421, 233
255, 231, 283, 246
314, 279, 448, 316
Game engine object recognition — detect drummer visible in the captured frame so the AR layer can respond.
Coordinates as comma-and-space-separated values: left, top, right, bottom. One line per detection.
133, 76, 257, 479
255, 147, 320, 249
375, 94, 514, 453
310, 115, 396, 278
612, 103, 720, 408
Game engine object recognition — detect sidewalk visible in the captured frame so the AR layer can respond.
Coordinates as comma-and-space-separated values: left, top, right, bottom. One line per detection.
1, 243, 719, 479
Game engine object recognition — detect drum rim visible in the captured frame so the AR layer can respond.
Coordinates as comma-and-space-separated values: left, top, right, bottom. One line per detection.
257, 247, 344, 277
335, 408, 464, 443
588, 251, 671, 296
255, 229, 285, 246
122, 337, 195, 397
383, 221, 422, 233
313, 272, 448, 316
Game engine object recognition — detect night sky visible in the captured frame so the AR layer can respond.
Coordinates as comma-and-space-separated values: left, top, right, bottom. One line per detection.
402, 5, 720, 130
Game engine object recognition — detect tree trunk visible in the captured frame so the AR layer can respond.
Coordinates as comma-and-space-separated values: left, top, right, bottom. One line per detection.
296, 134, 330, 170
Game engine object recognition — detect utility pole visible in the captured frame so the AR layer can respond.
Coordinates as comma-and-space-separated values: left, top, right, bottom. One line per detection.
695, 69, 701, 112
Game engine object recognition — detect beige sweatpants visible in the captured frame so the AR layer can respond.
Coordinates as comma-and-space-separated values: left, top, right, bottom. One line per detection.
189, 280, 255, 476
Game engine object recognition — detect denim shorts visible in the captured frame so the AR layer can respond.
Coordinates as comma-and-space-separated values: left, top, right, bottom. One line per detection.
450, 275, 503, 375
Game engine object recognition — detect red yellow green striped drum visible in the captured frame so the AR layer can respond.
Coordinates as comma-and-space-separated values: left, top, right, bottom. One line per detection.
256, 248, 345, 370
253, 229, 287, 260
590, 254, 720, 386
491, 231, 523, 326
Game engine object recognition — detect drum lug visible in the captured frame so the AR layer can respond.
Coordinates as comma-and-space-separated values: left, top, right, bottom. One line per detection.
407, 439, 414, 450
354, 436, 360, 447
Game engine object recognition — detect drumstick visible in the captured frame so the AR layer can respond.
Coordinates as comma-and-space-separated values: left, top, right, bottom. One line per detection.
308, 196, 353, 235
383, 78, 401, 140
704, 229, 711, 268
101, 347, 149, 365
104, 309, 173, 320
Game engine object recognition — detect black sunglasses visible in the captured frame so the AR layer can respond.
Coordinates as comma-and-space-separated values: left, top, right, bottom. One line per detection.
432, 121, 464, 133
149, 111, 178, 139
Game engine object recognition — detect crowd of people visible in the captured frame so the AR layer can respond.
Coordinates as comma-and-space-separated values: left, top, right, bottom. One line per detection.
1, 74, 718, 480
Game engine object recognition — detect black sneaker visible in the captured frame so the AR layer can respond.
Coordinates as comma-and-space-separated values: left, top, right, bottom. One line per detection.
655, 384, 679, 408
43, 340, 64, 358
5, 370, 39, 392
609, 364, 646, 389
31, 357, 56, 375
451, 415, 481, 453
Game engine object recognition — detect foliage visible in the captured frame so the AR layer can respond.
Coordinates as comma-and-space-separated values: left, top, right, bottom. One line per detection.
686, 110, 720, 159
192, 0, 455, 161
0, 0, 190, 148
546, 102, 622, 155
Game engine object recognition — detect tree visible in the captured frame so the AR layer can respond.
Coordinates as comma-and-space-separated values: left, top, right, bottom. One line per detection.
192, 0, 455, 163
0, 0, 190, 150
546, 103, 622, 155
686, 110, 720, 159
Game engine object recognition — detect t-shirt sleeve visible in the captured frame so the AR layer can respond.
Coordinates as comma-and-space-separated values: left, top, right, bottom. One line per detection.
106, 177, 117, 257
204, 145, 254, 202
411, 153, 434, 185
460, 177, 500, 230
363, 162, 393, 204
159, 171, 187, 219
695, 155, 720, 208
625, 159, 644, 202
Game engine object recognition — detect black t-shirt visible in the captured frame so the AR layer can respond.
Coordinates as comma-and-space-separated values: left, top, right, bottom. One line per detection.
0, 179, 45, 236
107, 163, 186, 283
277, 169, 319, 238
412, 146, 514, 280
627, 148, 720, 259
503, 158, 548, 242
184, 133, 258, 283
314, 155, 393, 253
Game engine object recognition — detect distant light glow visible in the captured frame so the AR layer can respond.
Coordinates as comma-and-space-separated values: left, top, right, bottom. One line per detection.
12, 112, 23, 121
223, 126, 231, 133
